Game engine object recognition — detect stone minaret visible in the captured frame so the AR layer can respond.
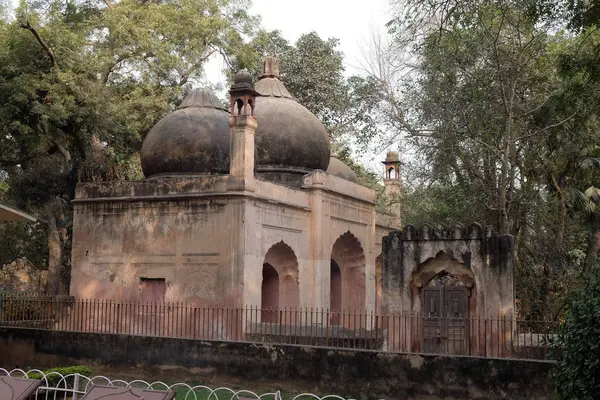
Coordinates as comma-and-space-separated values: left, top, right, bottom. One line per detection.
382, 151, 402, 221
229, 69, 259, 184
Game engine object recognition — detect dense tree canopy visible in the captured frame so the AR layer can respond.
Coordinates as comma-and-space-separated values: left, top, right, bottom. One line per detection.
367, 0, 600, 319
0, 0, 262, 293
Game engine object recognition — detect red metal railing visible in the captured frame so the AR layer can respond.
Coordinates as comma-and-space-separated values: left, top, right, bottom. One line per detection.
0, 296, 557, 360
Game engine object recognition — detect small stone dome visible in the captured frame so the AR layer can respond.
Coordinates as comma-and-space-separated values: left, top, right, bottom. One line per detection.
253, 57, 330, 174
140, 89, 229, 178
327, 157, 358, 183
385, 151, 399, 163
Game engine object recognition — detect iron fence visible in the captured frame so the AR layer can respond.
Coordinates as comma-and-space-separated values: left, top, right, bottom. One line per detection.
0, 368, 359, 400
0, 296, 558, 360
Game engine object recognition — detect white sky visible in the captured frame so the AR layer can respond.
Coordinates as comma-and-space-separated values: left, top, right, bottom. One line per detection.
206, 0, 392, 83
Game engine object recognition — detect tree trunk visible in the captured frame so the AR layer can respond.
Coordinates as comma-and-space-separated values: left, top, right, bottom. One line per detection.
45, 198, 68, 295
46, 211, 62, 295
583, 214, 600, 275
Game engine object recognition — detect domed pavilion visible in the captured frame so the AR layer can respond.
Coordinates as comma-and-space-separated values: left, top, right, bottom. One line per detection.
69, 57, 401, 325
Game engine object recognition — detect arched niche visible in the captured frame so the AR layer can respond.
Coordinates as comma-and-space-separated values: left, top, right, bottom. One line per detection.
411, 251, 475, 291
331, 231, 366, 312
261, 241, 299, 323
261, 263, 279, 323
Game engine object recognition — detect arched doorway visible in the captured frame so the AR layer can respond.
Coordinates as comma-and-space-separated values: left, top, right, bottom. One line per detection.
411, 251, 475, 355
330, 260, 342, 325
261, 263, 279, 323
261, 241, 299, 323
330, 231, 366, 314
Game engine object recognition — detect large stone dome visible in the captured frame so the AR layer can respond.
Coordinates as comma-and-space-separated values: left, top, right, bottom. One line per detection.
253, 57, 330, 174
327, 157, 358, 183
140, 58, 331, 181
140, 89, 229, 178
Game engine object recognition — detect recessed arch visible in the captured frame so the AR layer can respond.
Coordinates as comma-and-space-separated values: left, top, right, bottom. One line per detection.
411, 251, 475, 289
261, 263, 279, 323
412, 251, 476, 355
330, 231, 366, 312
261, 241, 299, 321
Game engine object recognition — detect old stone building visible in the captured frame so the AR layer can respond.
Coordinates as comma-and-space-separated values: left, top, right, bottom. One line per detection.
68, 57, 515, 354
70, 57, 400, 316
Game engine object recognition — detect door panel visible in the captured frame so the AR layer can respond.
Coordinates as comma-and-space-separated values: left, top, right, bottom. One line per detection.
422, 285, 470, 355
422, 287, 443, 353
444, 287, 469, 354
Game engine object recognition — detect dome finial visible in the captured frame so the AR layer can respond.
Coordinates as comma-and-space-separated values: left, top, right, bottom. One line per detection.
233, 69, 253, 86
259, 56, 280, 80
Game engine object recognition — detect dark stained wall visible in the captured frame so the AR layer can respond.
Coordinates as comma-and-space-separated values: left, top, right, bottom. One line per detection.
0, 328, 555, 400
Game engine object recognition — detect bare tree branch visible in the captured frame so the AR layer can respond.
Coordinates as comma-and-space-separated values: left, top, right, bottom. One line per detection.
20, 19, 58, 70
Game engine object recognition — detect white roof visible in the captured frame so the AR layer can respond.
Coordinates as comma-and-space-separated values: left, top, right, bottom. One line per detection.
0, 204, 39, 222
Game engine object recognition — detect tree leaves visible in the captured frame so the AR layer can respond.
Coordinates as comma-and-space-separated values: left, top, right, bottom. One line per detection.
551, 266, 600, 400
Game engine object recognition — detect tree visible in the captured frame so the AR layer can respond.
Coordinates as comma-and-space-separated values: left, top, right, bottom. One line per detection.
551, 266, 600, 400
0, 0, 260, 293
363, 0, 600, 318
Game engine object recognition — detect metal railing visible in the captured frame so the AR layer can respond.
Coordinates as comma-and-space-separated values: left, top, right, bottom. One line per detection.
0, 368, 360, 400
0, 296, 558, 360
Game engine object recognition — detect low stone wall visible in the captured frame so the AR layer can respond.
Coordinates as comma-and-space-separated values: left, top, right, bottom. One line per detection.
0, 327, 556, 400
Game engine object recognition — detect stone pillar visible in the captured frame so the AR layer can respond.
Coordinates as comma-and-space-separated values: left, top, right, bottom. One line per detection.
229, 115, 258, 181
228, 69, 259, 184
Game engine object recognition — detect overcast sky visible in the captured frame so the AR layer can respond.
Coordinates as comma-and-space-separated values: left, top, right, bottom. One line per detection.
205, 0, 392, 84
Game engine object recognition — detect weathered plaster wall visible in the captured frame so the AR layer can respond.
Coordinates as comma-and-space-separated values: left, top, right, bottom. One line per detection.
382, 224, 515, 318
71, 168, 386, 321
381, 224, 516, 356
71, 197, 245, 306
0, 327, 557, 400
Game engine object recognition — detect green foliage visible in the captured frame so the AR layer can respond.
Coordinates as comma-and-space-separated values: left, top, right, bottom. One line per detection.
28, 365, 92, 386
550, 267, 600, 399
378, 0, 600, 317
0, 221, 47, 267
0, 0, 262, 282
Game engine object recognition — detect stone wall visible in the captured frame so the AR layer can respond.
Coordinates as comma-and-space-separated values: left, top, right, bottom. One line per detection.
382, 225, 516, 356
0, 327, 556, 400
71, 197, 246, 306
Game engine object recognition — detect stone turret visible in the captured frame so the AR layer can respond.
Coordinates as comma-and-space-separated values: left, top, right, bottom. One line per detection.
382, 151, 402, 222
229, 69, 259, 184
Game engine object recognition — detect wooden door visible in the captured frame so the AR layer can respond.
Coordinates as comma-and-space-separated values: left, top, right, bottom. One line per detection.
422, 286, 443, 353
140, 278, 166, 303
444, 287, 469, 354
422, 285, 469, 355
139, 278, 166, 336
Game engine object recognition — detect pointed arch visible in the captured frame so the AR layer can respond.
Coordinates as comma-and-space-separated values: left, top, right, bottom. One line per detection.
411, 251, 475, 289
261, 241, 299, 321
331, 231, 366, 312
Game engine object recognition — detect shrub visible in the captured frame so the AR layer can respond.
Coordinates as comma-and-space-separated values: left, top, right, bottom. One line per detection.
550, 267, 600, 400
28, 365, 93, 387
